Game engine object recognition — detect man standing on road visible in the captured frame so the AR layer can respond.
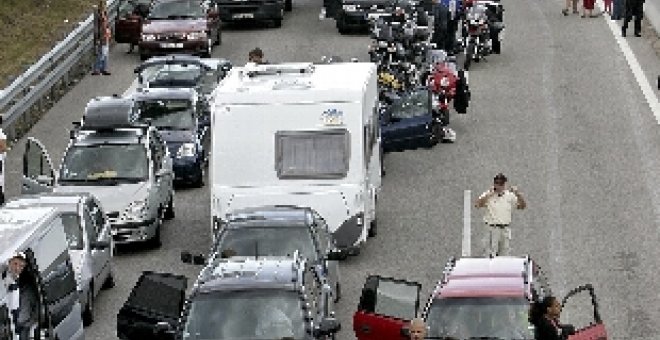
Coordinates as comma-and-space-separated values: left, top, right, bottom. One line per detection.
622, 0, 644, 37
475, 173, 526, 256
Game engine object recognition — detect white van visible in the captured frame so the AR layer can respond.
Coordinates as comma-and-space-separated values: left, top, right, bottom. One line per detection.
210, 62, 382, 255
0, 206, 84, 340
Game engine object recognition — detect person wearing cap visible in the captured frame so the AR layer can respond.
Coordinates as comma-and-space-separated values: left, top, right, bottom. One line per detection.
474, 173, 526, 256
7, 254, 38, 340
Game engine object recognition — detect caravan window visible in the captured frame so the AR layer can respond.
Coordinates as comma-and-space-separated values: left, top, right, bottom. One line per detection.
275, 130, 350, 179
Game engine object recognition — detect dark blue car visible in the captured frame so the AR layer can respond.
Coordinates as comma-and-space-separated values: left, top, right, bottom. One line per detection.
132, 87, 208, 187
380, 88, 441, 152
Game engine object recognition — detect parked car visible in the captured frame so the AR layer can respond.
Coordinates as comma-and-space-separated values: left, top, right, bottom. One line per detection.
21, 96, 176, 248
138, 0, 222, 60
353, 256, 609, 340
212, 205, 345, 302
5, 192, 115, 327
216, 0, 290, 28
116, 253, 340, 340
380, 87, 441, 152
323, 0, 394, 34
132, 87, 208, 186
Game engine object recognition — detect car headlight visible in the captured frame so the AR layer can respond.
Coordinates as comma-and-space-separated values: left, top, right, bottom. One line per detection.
343, 4, 357, 11
142, 33, 156, 41
176, 143, 196, 158
186, 31, 207, 40
126, 199, 148, 218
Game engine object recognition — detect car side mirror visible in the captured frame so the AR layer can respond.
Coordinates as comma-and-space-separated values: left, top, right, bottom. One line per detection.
400, 326, 410, 337
313, 318, 341, 337
326, 249, 347, 261
91, 241, 110, 250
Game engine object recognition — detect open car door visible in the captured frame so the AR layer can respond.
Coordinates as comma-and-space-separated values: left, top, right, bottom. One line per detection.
117, 271, 187, 340
353, 275, 421, 340
22, 137, 55, 195
115, 0, 149, 45
561, 284, 608, 340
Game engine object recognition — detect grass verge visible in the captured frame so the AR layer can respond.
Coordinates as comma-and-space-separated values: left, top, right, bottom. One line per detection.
0, 0, 98, 89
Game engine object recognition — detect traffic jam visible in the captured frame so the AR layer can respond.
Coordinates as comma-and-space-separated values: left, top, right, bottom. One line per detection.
0, 0, 614, 339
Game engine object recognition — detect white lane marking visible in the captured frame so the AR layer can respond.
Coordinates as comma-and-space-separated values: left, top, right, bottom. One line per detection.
462, 190, 471, 257
597, 1, 660, 124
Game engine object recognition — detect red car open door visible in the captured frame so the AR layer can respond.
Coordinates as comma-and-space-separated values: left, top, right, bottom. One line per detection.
353, 275, 422, 340
561, 283, 608, 340
115, 0, 148, 45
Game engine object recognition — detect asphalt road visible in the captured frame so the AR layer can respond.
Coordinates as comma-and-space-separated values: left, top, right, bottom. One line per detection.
3, 0, 660, 339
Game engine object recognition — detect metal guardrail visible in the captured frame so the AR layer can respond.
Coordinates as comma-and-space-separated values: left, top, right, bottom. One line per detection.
0, 0, 119, 143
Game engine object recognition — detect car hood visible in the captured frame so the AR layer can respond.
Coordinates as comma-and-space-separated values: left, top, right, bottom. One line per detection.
159, 129, 196, 143
55, 183, 149, 213
142, 19, 208, 34
343, 0, 393, 7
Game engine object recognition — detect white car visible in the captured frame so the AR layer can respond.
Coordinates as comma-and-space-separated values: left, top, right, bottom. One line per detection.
5, 192, 115, 326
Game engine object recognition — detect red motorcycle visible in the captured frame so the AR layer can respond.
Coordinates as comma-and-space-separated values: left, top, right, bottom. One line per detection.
427, 56, 469, 128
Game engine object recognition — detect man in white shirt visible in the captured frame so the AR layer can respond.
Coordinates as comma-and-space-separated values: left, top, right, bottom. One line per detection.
474, 173, 526, 256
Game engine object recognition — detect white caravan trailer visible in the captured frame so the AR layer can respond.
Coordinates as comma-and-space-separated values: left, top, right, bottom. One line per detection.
210, 62, 382, 255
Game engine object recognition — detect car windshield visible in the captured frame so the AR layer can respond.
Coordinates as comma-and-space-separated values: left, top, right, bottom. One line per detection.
426, 297, 534, 340
137, 99, 195, 130
388, 89, 429, 119
142, 64, 204, 88
216, 226, 317, 261
60, 144, 148, 183
182, 289, 306, 340
149, 0, 205, 19
61, 212, 84, 250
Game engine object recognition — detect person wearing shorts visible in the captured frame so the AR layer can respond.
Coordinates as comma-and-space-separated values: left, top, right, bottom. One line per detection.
581, 0, 598, 17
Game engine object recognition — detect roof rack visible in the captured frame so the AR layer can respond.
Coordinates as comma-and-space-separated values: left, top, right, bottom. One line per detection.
242, 63, 316, 78
81, 96, 141, 131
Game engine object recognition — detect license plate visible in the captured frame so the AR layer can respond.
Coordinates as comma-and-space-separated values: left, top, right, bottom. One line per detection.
160, 43, 183, 48
233, 13, 254, 18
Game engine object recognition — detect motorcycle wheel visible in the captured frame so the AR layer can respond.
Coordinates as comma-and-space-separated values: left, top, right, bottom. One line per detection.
464, 42, 475, 70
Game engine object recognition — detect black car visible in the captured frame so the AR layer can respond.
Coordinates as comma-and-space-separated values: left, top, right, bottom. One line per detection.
324, 0, 395, 34
215, 0, 292, 28
131, 87, 208, 187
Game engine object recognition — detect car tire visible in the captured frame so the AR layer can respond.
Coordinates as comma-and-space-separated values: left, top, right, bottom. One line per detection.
82, 287, 94, 327
193, 165, 205, 188
164, 195, 175, 220
273, 19, 282, 28
368, 218, 377, 237
285, 0, 292, 12
334, 282, 341, 303
102, 268, 115, 290
214, 29, 221, 46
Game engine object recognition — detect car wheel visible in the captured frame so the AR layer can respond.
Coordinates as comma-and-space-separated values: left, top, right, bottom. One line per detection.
164, 195, 175, 220
368, 218, 377, 237
334, 282, 341, 303
102, 267, 115, 290
82, 287, 94, 327
193, 164, 205, 188
149, 211, 163, 248
285, 0, 292, 12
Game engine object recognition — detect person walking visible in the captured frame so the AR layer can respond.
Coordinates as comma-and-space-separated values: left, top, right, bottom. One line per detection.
581, 0, 598, 18
562, 0, 579, 15
611, 0, 624, 19
92, 0, 111, 75
622, 0, 644, 37
603, 0, 613, 15
474, 173, 526, 257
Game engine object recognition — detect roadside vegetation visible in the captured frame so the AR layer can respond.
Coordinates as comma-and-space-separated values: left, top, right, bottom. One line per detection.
0, 0, 98, 89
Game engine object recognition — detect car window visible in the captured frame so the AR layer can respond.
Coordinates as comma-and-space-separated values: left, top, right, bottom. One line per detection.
60, 144, 149, 182
389, 90, 430, 119
149, 0, 205, 19
138, 99, 195, 130
60, 212, 84, 250
217, 227, 317, 261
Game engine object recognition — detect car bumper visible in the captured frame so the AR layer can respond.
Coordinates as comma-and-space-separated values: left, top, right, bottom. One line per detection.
139, 40, 208, 58
173, 158, 203, 183
218, 2, 283, 21
337, 10, 370, 28
110, 218, 157, 244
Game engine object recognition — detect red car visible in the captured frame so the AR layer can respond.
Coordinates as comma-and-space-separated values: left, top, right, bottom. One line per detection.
353, 256, 608, 340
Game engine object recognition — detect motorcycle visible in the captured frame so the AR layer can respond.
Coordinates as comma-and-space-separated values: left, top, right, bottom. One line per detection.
461, 0, 505, 70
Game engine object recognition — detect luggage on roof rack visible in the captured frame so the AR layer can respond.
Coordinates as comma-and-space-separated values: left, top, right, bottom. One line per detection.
82, 96, 140, 130
242, 63, 316, 78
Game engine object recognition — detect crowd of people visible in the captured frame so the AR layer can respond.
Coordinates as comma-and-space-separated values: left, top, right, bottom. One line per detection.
562, 0, 646, 37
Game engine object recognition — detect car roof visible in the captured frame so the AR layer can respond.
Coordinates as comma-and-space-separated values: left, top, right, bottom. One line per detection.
72, 129, 146, 146
227, 206, 312, 227
196, 256, 301, 292
436, 257, 527, 298
0, 207, 58, 263
132, 87, 197, 101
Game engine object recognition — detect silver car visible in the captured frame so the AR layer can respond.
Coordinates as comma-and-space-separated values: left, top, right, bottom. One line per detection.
21, 96, 176, 248
5, 192, 115, 326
